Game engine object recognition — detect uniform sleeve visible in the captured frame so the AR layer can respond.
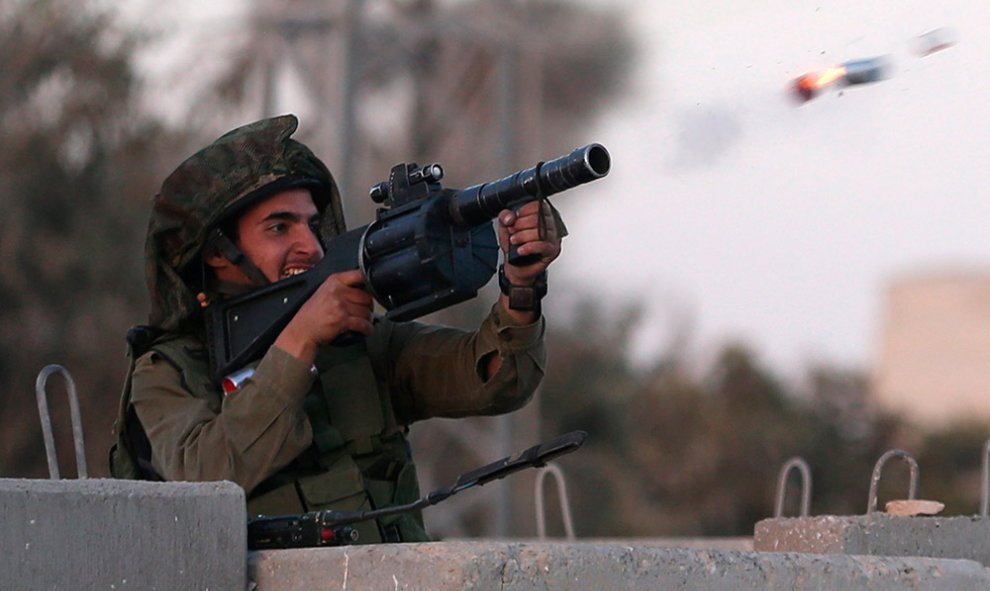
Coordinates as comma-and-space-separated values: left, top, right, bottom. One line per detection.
131, 345, 315, 494
377, 302, 547, 424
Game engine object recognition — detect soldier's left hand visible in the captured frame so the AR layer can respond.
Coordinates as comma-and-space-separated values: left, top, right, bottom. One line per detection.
497, 200, 562, 285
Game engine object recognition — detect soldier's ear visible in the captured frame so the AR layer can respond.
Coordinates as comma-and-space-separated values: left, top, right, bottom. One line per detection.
203, 244, 231, 270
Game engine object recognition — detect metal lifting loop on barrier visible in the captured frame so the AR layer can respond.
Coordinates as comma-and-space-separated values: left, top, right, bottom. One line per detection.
981, 440, 990, 517
35, 364, 88, 479
866, 449, 917, 514
535, 462, 576, 540
774, 457, 812, 518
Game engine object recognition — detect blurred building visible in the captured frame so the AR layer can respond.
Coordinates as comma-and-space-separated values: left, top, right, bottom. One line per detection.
872, 271, 990, 428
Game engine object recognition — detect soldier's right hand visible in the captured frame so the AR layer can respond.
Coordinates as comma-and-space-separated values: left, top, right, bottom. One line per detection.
274, 269, 373, 364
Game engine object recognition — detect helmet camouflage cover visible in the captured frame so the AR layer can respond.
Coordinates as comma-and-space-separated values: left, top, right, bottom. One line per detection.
145, 114, 345, 331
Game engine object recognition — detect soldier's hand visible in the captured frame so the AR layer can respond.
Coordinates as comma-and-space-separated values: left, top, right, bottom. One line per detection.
275, 269, 373, 363
497, 201, 562, 286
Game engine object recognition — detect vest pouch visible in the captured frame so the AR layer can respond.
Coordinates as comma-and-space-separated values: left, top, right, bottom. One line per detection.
316, 344, 390, 456
247, 481, 307, 518
377, 462, 431, 542
297, 455, 382, 543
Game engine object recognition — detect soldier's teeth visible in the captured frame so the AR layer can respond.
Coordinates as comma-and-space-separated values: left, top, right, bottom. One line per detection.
283, 268, 306, 278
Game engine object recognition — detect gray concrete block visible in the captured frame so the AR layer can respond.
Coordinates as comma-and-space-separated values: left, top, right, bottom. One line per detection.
0, 478, 246, 591
248, 541, 990, 590
754, 514, 990, 566
561, 537, 754, 551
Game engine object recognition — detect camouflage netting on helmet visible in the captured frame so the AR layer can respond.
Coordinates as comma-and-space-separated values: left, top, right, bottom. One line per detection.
145, 114, 345, 331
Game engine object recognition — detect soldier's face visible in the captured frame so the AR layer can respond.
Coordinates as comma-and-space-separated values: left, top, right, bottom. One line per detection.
209, 188, 324, 285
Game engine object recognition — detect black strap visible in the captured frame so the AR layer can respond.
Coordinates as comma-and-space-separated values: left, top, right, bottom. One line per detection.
208, 228, 271, 287
124, 405, 163, 481
121, 325, 166, 481
126, 325, 164, 356
498, 264, 547, 311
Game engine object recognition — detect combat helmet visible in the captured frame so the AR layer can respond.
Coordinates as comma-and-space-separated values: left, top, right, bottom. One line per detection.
145, 114, 345, 331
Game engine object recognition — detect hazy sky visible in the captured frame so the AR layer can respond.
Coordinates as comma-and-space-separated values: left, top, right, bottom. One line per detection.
552, 0, 990, 375
126, 0, 990, 377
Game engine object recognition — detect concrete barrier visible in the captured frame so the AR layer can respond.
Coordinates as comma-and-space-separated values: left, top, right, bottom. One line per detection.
248, 541, 990, 590
755, 514, 990, 566
6, 478, 990, 591
560, 537, 753, 551
0, 478, 246, 591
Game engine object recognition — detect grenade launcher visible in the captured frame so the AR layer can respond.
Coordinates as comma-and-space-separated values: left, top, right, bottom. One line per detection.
204, 143, 611, 383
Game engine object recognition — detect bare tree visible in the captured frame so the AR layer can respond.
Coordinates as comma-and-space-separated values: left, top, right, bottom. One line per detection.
0, 0, 185, 478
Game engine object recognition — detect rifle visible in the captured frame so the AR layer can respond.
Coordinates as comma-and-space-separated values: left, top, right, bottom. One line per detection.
247, 430, 587, 549
205, 144, 611, 383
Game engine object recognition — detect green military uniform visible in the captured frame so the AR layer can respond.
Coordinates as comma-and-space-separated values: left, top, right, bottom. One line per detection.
113, 114, 549, 543
130, 305, 544, 542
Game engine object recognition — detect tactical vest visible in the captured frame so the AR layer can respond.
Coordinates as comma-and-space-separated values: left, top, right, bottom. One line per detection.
111, 331, 429, 544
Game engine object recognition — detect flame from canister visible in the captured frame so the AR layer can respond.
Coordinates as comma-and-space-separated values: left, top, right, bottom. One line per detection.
793, 65, 847, 102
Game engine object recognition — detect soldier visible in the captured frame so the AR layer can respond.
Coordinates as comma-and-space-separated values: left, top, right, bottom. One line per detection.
110, 115, 562, 543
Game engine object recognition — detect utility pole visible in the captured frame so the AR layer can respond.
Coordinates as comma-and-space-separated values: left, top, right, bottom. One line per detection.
260, 1, 357, 202
338, 0, 363, 204
493, 38, 520, 539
